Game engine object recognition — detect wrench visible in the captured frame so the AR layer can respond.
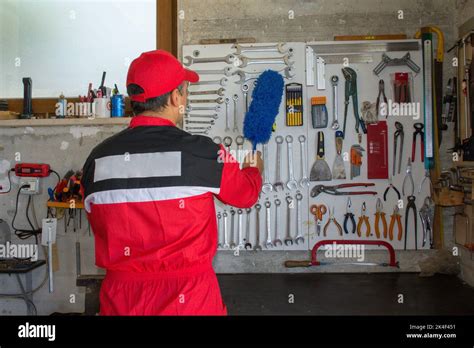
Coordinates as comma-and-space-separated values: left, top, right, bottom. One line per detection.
273, 199, 283, 246
286, 135, 299, 190
223, 136, 233, 153
213, 136, 222, 145
236, 135, 245, 164
192, 77, 228, 87
189, 130, 209, 135
285, 196, 294, 246
234, 67, 295, 84
262, 142, 274, 193
184, 119, 215, 125
185, 126, 211, 131
244, 208, 252, 250
189, 88, 226, 97
294, 192, 305, 245
254, 204, 263, 251
331, 75, 340, 130
298, 135, 310, 188
186, 113, 219, 119
230, 208, 236, 249
186, 105, 221, 112
193, 67, 233, 76
232, 43, 289, 55
264, 201, 273, 249
237, 209, 244, 250
188, 97, 224, 104
232, 94, 239, 132
217, 212, 222, 248
223, 210, 230, 249
274, 136, 285, 191
224, 97, 231, 132
242, 83, 250, 112
237, 55, 294, 69
183, 54, 236, 66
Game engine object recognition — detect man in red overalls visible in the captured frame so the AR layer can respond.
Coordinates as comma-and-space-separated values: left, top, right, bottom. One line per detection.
82, 50, 262, 315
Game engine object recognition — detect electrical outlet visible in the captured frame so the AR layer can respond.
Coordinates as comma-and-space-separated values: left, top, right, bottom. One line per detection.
19, 177, 40, 195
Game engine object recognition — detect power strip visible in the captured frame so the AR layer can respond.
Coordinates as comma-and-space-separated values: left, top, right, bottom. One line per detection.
19, 177, 40, 195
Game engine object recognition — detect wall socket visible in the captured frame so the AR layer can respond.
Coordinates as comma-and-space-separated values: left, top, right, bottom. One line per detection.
19, 177, 40, 195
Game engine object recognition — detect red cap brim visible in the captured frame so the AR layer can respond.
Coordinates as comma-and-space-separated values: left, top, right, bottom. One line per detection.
184, 68, 199, 83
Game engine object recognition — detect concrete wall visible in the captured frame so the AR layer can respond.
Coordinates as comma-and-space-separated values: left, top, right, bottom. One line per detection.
0, 0, 470, 315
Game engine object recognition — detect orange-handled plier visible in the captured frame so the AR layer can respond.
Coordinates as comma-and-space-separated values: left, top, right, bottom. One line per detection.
374, 198, 388, 239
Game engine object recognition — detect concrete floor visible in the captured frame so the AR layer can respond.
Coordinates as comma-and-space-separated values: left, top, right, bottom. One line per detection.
218, 273, 474, 315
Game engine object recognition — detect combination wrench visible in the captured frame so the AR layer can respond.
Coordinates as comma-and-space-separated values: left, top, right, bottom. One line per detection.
330, 75, 340, 130
273, 136, 285, 191
185, 119, 215, 125
242, 83, 250, 113
186, 113, 219, 119
237, 209, 244, 250
222, 210, 230, 249
286, 135, 299, 190
188, 97, 224, 104
230, 208, 236, 249
265, 201, 273, 249
273, 199, 283, 246
236, 135, 245, 164
186, 105, 221, 112
262, 142, 274, 193
294, 192, 305, 245
224, 97, 231, 132
189, 88, 226, 97
217, 212, 222, 248
244, 208, 252, 250
285, 196, 294, 246
192, 77, 228, 87
183, 54, 236, 66
298, 135, 310, 188
223, 136, 233, 153
254, 204, 262, 251
232, 94, 239, 132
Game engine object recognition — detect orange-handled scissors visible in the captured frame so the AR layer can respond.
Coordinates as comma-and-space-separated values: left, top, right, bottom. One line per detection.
310, 204, 327, 236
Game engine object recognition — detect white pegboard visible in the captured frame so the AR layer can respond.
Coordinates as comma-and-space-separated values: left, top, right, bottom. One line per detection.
182, 40, 430, 252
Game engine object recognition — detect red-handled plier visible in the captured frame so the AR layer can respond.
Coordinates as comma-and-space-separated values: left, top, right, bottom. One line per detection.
310, 183, 378, 198
412, 122, 424, 162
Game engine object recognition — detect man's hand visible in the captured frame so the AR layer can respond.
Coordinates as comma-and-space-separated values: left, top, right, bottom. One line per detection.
242, 151, 263, 174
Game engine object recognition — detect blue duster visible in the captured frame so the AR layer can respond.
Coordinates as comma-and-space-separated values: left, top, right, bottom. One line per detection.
243, 70, 284, 150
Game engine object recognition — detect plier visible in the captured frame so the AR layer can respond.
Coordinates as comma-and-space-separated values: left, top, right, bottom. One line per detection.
405, 196, 418, 250
323, 207, 343, 237
343, 197, 356, 234
412, 123, 424, 162
342, 67, 367, 138
357, 202, 371, 237
402, 158, 414, 196
419, 197, 434, 249
310, 183, 377, 198
376, 79, 388, 118
374, 198, 387, 239
389, 205, 403, 241
383, 177, 401, 202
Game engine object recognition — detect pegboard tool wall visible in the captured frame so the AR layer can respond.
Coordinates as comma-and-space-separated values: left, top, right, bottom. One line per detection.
182, 40, 429, 251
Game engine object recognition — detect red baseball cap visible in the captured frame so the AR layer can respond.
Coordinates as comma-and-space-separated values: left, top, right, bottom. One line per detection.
126, 50, 199, 102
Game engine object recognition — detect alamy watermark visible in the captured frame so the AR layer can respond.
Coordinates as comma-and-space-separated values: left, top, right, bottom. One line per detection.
0, 242, 38, 261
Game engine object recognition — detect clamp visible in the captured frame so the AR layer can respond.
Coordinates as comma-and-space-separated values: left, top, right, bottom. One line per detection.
402, 158, 414, 196
323, 207, 343, 237
342, 67, 367, 138
389, 205, 403, 241
374, 198, 388, 239
383, 177, 401, 202
343, 197, 356, 234
404, 196, 418, 250
393, 122, 404, 176
310, 183, 377, 198
357, 202, 371, 237
376, 79, 388, 118
412, 123, 425, 162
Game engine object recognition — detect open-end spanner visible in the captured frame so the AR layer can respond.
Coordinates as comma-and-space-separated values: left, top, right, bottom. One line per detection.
286, 135, 299, 190
254, 204, 263, 251
237, 209, 244, 250
285, 196, 294, 246
265, 201, 273, 249
192, 77, 228, 87
186, 105, 221, 113
185, 119, 215, 125
262, 142, 274, 194
224, 97, 231, 132
244, 208, 252, 250
232, 94, 239, 132
237, 55, 294, 69
294, 192, 305, 245
232, 43, 288, 55
298, 135, 310, 188
234, 67, 295, 84
189, 88, 226, 97
186, 113, 219, 119
183, 54, 235, 66
273, 136, 285, 191
273, 199, 283, 246
217, 212, 222, 248
222, 210, 230, 249
230, 208, 236, 249
236, 135, 245, 164
188, 97, 224, 104
193, 67, 233, 76
185, 126, 211, 131
331, 75, 340, 130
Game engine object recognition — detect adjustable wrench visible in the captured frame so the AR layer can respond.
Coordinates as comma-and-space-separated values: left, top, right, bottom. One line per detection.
232, 43, 289, 55
230, 208, 236, 249
274, 136, 285, 191
192, 77, 228, 87
254, 204, 262, 251
262, 142, 274, 193
222, 210, 230, 249
298, 135, 310, 188
286, 135, 299, 190
294, 192, 305, 245
330, 75, 340, 130
183, 54, 236, 66
217, 212, 222, 248
237, 209, 244, 250
232, 94, 239, 132
224, 97, 231, 132
193, 67, 233, 76
244, 208, 252, 250
273, 199, 283, 246
265, 201, 273, 249
285, 196, 294, 246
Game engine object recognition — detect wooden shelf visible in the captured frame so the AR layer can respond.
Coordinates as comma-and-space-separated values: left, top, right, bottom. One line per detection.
47, 201, 84, 209
0, 117, 131, 127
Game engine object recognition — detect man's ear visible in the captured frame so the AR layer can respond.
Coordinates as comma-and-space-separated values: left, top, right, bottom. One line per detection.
169, 89, 181, 108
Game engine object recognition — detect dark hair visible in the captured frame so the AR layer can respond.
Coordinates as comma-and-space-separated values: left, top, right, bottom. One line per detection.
127, 83, 185, 115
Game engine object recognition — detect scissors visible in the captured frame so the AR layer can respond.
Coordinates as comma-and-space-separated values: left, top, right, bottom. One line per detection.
310, 204, 327, 237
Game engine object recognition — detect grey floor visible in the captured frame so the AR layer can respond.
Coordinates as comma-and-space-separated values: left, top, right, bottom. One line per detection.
218, 273, 474, 315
